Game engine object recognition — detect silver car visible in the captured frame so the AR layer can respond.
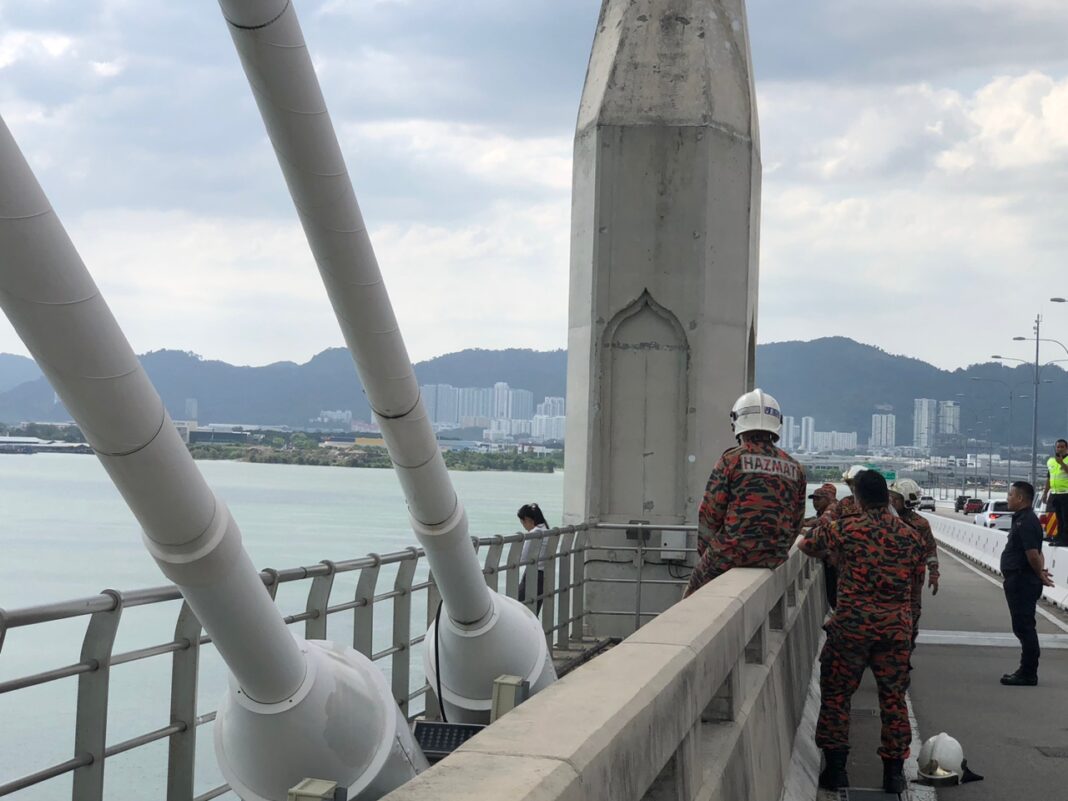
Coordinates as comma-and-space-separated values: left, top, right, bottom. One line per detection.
918, 495, 936, 511
974, 500, 1012, 530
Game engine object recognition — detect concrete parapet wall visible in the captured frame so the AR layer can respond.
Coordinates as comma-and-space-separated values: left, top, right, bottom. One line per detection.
383, 549, 825, 801
923, 513, 1068, 609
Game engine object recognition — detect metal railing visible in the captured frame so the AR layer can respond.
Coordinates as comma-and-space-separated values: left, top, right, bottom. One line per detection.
584, 523, 698, 630
0, 523, 598, 800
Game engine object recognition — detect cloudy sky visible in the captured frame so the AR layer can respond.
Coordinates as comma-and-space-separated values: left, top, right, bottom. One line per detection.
2, 0, 1068, 370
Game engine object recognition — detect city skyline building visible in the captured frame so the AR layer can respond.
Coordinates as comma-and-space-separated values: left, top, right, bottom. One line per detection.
801, 416, 815, 452
938, 400, 961, 435
811, 431, 858, 452
870, 413, 896, 449
537, 396, 566, 417
782, 415, 797, 451
913, 398, 938, 450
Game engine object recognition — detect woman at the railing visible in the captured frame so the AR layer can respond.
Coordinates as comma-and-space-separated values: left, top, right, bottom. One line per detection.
517, 502, 550, 612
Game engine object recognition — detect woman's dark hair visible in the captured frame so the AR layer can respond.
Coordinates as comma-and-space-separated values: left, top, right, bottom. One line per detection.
854, 470, 889, 508
517, 502, 548, 527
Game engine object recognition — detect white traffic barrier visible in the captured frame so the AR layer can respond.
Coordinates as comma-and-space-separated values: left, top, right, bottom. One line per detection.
922, 513, 1068, 610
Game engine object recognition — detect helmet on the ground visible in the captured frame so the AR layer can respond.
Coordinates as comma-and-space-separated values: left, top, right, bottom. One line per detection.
730, 389, 783, 440
890, 478, 923, 508
918, 732, 965, 786
842, 465, 866, 482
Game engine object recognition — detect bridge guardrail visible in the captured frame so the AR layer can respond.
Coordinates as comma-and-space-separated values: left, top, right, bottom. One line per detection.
0, 524, 601, 801
923, 512, 1068, 609
382, 547, 825, 801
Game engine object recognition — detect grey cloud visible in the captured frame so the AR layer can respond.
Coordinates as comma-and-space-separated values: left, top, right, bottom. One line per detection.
747, 0, 1068, 85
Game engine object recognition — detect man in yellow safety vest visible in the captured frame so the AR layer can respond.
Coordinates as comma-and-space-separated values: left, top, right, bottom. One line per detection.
1041, 438, 1068, 547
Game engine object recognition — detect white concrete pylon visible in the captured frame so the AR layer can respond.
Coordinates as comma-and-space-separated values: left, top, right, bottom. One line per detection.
216, 0, 556, 726
564, 0, 762, 636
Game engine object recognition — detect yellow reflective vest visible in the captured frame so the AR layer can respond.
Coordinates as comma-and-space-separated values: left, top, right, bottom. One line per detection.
1048, 456, 1068, 493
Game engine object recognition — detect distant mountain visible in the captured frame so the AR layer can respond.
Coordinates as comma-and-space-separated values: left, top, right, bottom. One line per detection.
0, 348, 567, 429
755, 337, 1065, 447
0, 353, 40, 393
1, 339, 1062, 446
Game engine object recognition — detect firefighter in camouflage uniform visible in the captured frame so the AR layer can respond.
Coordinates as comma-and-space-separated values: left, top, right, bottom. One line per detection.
889, 478, 940, 649
684, 389, 807, 598
799, 470, 928, 795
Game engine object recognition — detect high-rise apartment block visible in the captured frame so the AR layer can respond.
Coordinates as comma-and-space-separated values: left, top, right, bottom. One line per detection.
537, 396, 566, 417
870, 413, 896, 449
938, 400, 960, 435
800, 417, 815, 452
782, 415, 796, 450
811, 431, 858, 452
913, 398, 938, 450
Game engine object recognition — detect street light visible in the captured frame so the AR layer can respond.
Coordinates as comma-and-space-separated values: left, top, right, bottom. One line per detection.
971, 375, 1031, 485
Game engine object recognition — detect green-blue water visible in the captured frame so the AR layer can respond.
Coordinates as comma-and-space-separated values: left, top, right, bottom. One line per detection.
0, 454, 564, 800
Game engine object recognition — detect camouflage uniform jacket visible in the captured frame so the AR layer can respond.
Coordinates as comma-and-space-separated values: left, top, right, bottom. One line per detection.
821, 495, 858, 524
807, 495, 859, 565
692, 438, 807, 580
802, 507, 927, 641
901, 509, 939, 579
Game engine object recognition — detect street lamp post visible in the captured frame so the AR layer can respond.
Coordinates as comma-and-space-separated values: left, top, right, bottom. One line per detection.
971, 374, 1032, 488
1010, 314, 1043, 485
1007, 298, 1068, 485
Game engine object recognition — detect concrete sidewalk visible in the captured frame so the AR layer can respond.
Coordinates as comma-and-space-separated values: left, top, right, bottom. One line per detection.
822, 544, 1068, 799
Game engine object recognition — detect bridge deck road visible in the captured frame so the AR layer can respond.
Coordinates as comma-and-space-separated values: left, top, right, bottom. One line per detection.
907, 545, 1068, 799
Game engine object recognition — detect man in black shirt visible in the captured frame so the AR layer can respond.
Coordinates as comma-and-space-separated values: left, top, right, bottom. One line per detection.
1000, 481, 1055, 685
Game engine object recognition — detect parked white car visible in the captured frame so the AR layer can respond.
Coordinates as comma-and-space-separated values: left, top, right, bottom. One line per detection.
918, 495, 936, 511
974, 500, 1012, 530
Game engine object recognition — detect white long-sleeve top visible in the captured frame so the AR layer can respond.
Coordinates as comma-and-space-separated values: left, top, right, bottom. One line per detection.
520, 523, 550, 567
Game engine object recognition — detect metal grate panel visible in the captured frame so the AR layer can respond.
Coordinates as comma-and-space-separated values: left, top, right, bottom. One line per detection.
413, 720, 487, 762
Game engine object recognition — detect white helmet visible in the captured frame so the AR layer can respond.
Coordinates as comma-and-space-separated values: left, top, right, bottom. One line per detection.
730, 389, 782, 440
842, 465, 866, 482
890, 478, 923, 508
918, 733, 964, 786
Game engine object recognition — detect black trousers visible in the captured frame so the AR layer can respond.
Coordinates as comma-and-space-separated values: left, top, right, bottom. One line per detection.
1004, 571, 1043, 675
518, 568, 545, 614
1049, 493, 1068, 542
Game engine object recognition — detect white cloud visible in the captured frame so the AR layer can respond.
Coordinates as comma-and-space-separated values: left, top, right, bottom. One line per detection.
347, 119, 572, 192
937, 72, 1068, 172
0, 200, 570, 367
90, 59, 123, 77
0, 31, 74, 69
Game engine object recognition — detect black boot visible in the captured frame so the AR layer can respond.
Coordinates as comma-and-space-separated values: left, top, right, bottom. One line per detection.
882, 757, 906, 794
818, 749, 849, 790
1000, 670, 1038, 686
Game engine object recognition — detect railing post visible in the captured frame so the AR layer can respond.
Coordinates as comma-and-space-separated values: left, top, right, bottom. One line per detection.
634, 536, 645, 632
304, 560, 336, 640
423, 568, 443, 722
353, 554, 381, 658
262, 567, 280, 601
483, 535, 505, 592
72, 589, 122, 801
541, 531, 560, 641
571, 526, 587, 642
391, 549, 419, 716
555, 529, 575, 651
166, 601, 203, 801
504, 540, 523, 598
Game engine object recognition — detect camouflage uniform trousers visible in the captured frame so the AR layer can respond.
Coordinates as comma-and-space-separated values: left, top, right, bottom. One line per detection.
686, 547, 788, 595
816, 633, 912, 759
910, 576, 924, 650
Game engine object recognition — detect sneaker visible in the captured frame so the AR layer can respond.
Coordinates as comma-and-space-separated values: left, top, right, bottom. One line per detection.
1000, 671, 1037, 686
